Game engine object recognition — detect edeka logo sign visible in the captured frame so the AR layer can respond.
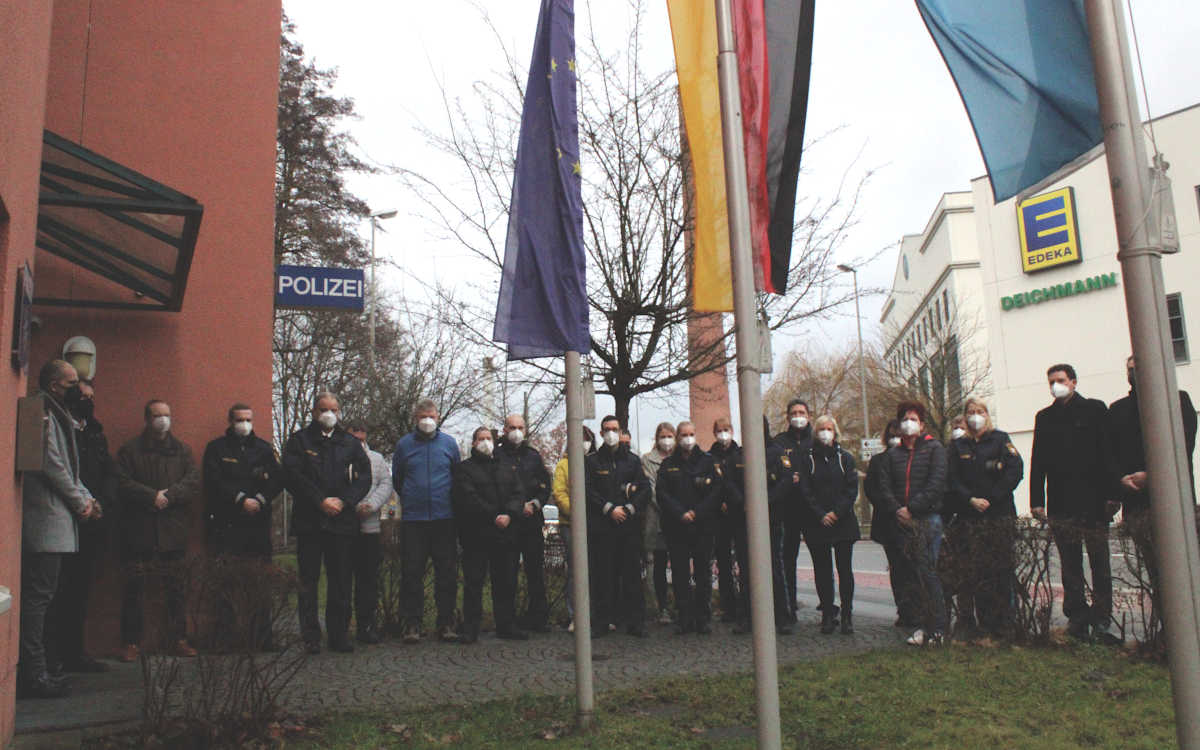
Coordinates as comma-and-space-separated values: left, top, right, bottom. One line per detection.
1000, 272, 1119, 312
275, 265, 365, 311
1017, 187, 1083, 273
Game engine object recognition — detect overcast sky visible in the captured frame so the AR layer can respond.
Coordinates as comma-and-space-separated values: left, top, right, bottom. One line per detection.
283, 0, 1200, 449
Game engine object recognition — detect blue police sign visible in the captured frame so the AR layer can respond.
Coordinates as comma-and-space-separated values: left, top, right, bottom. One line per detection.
275, 265, 365, 311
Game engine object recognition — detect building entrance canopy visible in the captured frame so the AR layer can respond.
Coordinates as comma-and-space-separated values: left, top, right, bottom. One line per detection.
35, 131, 203, 311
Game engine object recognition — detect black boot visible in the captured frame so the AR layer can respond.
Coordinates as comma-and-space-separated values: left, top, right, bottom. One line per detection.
820, 609, 838, 635
18, 672, 70, 700
840, 609, 853, 635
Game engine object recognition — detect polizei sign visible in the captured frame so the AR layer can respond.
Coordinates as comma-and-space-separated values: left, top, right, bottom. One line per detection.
1000, 272, 1119, 312
275, 265, 365, 311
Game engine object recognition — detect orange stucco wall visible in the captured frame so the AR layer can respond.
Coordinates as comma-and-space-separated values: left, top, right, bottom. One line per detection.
27, 0, 281, 657
0, 2, 56, 742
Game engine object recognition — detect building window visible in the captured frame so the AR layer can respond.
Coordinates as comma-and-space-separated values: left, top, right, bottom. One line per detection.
944, 335, 962, 405
1168, 293, 1189, 364
943, 289, 951, 319
935, 298, 942, 329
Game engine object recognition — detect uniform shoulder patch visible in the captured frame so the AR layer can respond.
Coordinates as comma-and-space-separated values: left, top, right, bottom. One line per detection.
714, 464, 724, 477
959, 454, 971, 460
1006, 443, 1020, 457
221, 457, 239, 463
780, 455, 792, 469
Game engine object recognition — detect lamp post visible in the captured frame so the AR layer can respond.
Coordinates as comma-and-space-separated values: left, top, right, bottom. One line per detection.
368, 209, 397, 371
838, 263, 869, 443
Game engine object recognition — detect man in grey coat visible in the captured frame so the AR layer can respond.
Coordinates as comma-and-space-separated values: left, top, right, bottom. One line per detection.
21, 360, 97, 698
346, 423, 392, 644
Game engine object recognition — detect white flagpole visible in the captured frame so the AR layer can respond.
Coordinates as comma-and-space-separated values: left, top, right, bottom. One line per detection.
1085, 2, 1200, 747
564, 349, 595, 728
714, 1, 783, 747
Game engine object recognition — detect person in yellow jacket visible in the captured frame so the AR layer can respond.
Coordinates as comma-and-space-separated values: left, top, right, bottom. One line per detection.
552, 425, 595, 632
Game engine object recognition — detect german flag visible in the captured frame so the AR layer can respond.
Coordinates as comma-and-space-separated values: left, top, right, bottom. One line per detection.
668, 0, 815, 312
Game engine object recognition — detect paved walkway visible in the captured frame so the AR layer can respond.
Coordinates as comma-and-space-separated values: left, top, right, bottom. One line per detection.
15, 611, 907, 737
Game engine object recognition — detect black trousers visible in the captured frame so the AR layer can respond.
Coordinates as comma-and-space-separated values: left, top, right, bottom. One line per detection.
807, 540, 855, 612
590, 529, 644, 630
667, 528, 715, 628
714, 519, 738, 616
296, 532, 353, 646
47, 525, 105, 666
955, 520, 1016, 632
400, 519, 458, 630
352, 532, 382, 634
652, 550, 670, 612
516, 520, 548, 625
20, 552, 62, 678
782, 508, 804, 615
1052, 518, 1113, 626
120, 548, 187, 646
884, 541, 919, 625
461, 534, 517, 631
211, 528, 274, 650
733, 519, 791, 626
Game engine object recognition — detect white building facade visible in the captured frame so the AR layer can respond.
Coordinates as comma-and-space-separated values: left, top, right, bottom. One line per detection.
881, 103, 1200, 514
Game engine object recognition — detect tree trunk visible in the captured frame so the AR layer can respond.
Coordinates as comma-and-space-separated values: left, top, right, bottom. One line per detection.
613, 391, 632, 431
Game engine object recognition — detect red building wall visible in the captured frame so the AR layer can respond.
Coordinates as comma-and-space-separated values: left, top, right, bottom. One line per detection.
30, 0, 281, 656
0, 2, 57, 742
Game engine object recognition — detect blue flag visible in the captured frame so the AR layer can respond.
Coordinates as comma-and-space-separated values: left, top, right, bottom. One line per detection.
493, 0, 588, 359
915, 0, 1103, 202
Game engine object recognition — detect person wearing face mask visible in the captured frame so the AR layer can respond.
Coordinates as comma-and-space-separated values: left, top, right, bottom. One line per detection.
495, 414, 553, 633
19, 361, 97, 698
47, 377, 117, 677
797, 416, 861, 635
283, 392, 372, 654
585, 415, 650, 637
707, 418, 741, 624
551, 426, 595, 631
876, 402, 948, 647
947, 398, 1023, 638
866, 420, 915, 628
949, 415, 968, 443
774, 398, 812, 623
202, 403, 282, 650
1107, 355, 1197, 635
116, 398, 201, 662
344, 423, 393, 645
390, 398, 462, 644
640, 423, 676, 626
453, 427, 527, 643
656, 421, 722, 634
1030, 363, 1119, 643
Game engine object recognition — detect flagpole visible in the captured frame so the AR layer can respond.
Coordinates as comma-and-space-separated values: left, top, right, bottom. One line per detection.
564, 349, 595, 729
1085, 2, 1200, 747
714, 1, 782, 747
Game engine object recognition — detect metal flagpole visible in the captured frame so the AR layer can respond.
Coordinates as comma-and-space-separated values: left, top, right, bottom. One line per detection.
1085, 2, 1200, 747
714, 1, 783, 747
564, 349, 595, 729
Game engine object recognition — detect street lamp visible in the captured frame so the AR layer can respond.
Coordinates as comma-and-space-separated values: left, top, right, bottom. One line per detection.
368, 209, 397, 370
837, 263, 870, 444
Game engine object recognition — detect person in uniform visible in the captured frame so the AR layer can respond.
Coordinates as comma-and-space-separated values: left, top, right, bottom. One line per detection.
773, 398, 813, 622
453, 427, 526, 643
657, 421, 722, 634
1030, 363, 1119, 644
947, 398, 1023, 638
640, 422, 676, 625
585, 415, 649, 637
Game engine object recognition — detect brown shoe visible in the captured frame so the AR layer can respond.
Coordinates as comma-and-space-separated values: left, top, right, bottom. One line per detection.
119, 644, 140, 663
173, 640, 198, 658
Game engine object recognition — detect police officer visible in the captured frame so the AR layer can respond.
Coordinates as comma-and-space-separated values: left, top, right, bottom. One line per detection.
947, 398, 1023, 638
282, 392, 371, 654
774, 398, 813, 622
657, 421, 722, 634
585, 415, 650, 638
708, 418, 740, 624
203, 403, 282, 649
496, 414, 553, 633
453, 427, 526, 643
1030, 363, 1118, 644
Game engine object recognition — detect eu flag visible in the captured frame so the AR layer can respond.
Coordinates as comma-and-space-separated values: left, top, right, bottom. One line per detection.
493, 0, 589, 359
915, 0, 1103, 202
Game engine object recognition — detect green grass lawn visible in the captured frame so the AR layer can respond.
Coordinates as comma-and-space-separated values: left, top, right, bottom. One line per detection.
291, 643, 1174, 749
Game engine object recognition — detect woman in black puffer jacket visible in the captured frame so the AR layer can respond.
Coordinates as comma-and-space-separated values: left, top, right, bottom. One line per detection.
798, 415, 861, 634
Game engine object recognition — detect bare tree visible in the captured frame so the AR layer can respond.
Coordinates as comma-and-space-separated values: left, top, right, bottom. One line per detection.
393, 0, 875, 428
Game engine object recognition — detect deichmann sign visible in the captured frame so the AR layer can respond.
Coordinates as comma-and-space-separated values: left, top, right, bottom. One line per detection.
1000, 272, 1119, 311
1017, 187, 1083, 274
275, 265, 365, 311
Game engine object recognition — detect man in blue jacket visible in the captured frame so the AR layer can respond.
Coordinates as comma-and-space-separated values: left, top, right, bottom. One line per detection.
392, 399, 461, 643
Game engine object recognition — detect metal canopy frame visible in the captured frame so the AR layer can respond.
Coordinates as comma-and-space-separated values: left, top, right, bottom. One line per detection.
35, 131, 204, 311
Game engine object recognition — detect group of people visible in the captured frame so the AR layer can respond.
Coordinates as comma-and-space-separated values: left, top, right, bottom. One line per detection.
19, 351, 1195, 699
